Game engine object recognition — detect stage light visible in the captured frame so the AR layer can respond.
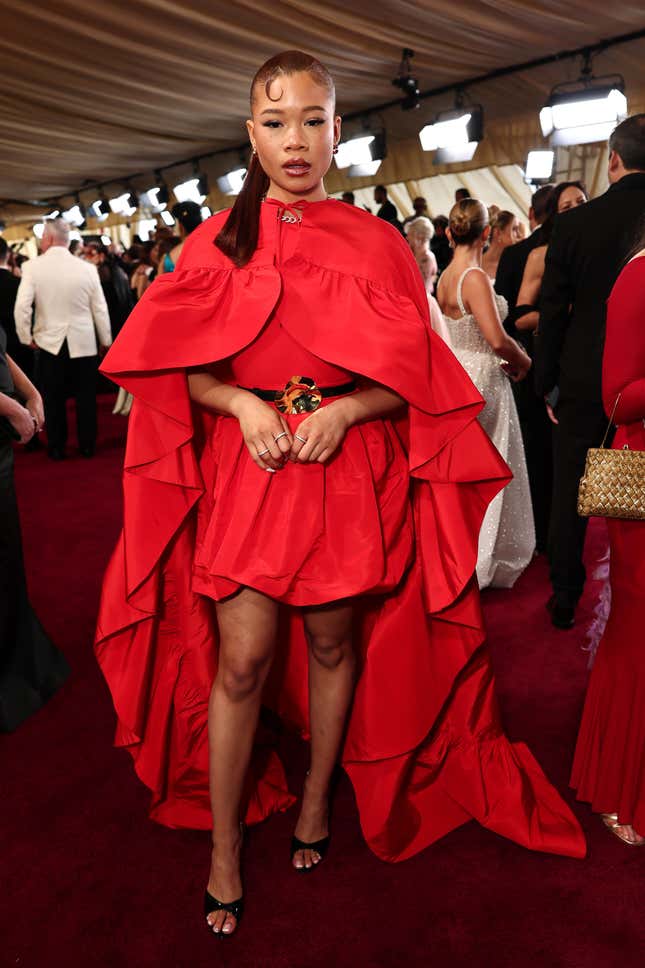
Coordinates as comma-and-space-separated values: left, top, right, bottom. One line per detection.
173, 177, 206, 204
144, 174, 169, 211
160, 210, 176, 226
47, 209, 60, 219
109, 192, 137, 216
336, 135, 375, 170
200, 206, 212, 220
137, 218, 158, 242
89, 197, 109, 220
391, 48, 420, 111
419, 105, 483, 163
62, 204, 85, 226
101, 235, 112, 246
525, 150, 555, 182
348, 161, 382, 177
217, 168, 247, 195
540, 77, 627, 147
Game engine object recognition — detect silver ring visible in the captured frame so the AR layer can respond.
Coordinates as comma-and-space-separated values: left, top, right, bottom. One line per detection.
273, 431, 288, 442
257, 448, 270, 457
294, 433, 308, 444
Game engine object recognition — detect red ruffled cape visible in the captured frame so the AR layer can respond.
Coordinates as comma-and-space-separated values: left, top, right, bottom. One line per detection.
96, 200, 585, 861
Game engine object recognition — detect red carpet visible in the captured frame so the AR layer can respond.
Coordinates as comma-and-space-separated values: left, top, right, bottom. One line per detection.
2, 396, 644, 968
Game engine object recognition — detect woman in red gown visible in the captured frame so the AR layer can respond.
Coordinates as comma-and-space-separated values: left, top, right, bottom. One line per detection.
571, 246, 645, 846
96, 51, 584, 937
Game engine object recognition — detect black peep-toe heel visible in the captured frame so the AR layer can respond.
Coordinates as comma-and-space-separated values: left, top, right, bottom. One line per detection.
205, 821, 244, 936
290, 834, 331, 872
204, 890, 244, 936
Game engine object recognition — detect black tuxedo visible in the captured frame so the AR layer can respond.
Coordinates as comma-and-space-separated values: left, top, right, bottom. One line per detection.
495, 227, 551, 550
536, 172, 645, 607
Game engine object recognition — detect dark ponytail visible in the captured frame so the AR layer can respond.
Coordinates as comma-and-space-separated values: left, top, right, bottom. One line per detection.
215, 153, 269, 267
215, 50, 335, 268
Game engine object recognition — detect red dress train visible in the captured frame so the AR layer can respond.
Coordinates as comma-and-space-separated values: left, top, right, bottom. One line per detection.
571, 256, 645, 833
95, 198, 585, 861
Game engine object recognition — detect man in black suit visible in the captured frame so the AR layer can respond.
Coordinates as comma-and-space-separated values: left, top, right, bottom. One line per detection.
496, 184, 555, 553
535, 114, 645, 628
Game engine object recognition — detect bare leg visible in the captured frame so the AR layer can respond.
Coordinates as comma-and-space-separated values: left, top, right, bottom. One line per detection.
293, 600, 356, 869
207, 588, 278, 934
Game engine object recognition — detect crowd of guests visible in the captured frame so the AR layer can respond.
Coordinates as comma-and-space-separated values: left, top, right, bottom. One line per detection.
398, 112, 645, 847
1, 114, 644, 848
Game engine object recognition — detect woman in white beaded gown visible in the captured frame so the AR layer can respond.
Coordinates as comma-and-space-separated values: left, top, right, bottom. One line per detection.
437, 199, 535, 588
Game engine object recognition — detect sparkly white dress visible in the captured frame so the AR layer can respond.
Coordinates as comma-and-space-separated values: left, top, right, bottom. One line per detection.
443, 267, 535, 588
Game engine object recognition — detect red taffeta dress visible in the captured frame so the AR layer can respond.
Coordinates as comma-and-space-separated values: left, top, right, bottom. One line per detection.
96, 198, 585, 861
571, 256, 645, 833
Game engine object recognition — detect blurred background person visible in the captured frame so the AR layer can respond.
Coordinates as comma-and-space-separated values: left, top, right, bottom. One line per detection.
402, 195, 430, 229
69, 239, 85, 258
0, 237, 27, 373
85, 241, 133, 340
405, 215, 438, 292
455, 187, 469, 203
14, 218, 112, 460
437, 198, 534, 589
514, 182, 589, 334
156, 200, 203, 275
536, 114, 645, 629
0, 326, 69, 731
481, 210, 522, 282
494, 184, 555, 551
373, 184, 404, 232
405, 215, 451, 344
570, 240, 645, 846
341, 191, 355, 205
431, 214, 452, 274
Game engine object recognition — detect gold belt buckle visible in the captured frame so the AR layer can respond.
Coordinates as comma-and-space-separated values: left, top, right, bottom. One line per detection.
275, 375, 322, 414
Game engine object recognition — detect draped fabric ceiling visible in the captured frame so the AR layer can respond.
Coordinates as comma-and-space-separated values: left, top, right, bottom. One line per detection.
1, 1, 644, 229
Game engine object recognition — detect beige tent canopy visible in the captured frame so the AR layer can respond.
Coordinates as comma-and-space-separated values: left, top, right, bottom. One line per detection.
1, 1, 644, 236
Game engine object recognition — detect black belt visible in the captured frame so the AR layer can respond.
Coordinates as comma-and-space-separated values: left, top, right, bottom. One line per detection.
243, 380, 356, 402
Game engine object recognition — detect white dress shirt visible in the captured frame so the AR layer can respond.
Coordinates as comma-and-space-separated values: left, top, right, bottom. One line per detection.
14, 246, 112, 357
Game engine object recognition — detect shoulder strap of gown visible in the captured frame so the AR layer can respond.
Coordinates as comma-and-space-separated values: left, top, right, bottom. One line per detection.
456, 266, 486, 317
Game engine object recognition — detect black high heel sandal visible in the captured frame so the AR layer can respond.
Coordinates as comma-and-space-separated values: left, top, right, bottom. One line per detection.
290, 833, 331, 872
204, 891, 244, 936
205, 822, 244, 936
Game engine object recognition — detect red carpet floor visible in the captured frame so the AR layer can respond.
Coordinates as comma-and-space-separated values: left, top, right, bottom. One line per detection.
2, 396, 644, 968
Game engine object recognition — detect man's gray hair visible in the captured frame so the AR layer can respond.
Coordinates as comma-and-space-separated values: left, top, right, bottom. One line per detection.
43, 217, 71, 245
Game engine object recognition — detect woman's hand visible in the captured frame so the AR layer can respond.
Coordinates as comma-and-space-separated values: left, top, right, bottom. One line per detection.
289, 401, 351, 464
9, 404, 36, 444
232, 394, 293, 471
25, 393, 44, 432
501, 342, 532, 382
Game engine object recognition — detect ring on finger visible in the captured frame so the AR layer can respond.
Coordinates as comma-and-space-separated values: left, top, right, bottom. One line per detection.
273, 431, 289, 442
257, 447, 270, 457
294, 433, 308, 444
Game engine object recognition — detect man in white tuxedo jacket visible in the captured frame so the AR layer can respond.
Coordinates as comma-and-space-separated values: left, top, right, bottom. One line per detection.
15, 218, 112, 459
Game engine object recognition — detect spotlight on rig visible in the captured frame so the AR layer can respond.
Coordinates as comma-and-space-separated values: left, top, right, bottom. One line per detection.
391, 48, 420, 111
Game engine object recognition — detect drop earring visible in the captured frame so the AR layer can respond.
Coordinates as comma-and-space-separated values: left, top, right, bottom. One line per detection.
333, 144, 338, 155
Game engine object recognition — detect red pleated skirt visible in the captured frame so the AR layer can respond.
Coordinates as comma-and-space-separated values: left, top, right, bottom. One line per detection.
193, 407, 414, 606
571, 514, 645, 833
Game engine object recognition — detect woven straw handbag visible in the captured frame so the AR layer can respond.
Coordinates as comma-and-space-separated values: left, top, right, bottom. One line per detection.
578, 396, 645, 521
